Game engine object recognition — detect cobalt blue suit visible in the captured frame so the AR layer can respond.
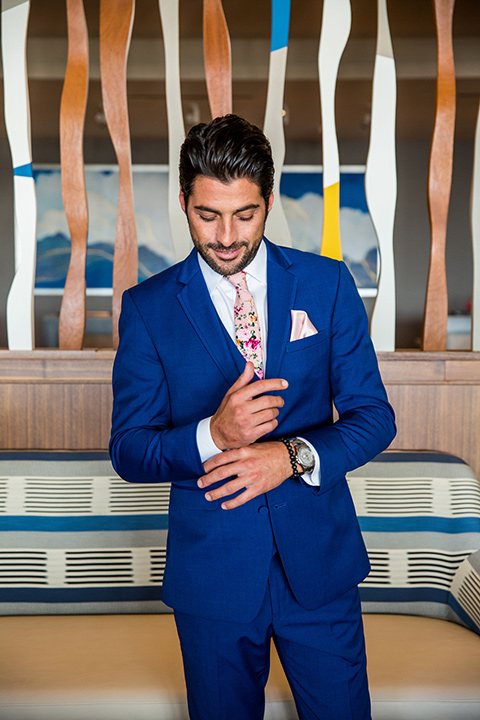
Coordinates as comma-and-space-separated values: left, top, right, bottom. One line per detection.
110, 239, 396, 718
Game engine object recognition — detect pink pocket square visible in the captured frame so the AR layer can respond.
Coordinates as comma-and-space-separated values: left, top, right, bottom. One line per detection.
290, 310, 318, 341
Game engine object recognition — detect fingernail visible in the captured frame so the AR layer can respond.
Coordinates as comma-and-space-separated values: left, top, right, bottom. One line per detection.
221, 503, 228, 510
205, 493, 212, 501
197, 480, 203, 488
281, 380, 288, 387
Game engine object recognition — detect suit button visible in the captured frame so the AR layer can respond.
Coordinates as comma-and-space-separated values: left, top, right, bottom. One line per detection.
258, 506, 269, 515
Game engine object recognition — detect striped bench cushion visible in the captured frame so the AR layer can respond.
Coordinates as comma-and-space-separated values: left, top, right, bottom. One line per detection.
348, 451, 480, 635
0, 450, 479, 634
0, 452, 169, 614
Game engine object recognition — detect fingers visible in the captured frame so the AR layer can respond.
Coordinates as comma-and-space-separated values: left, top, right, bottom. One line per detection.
226, 361, 255, 395
210, 366, 289, 450
202, 447, 243, 477
228, 363, 289, 402
249, 394, 284, 414
240, 377, 289, 402
198, 442, 289, 510
220, 490, 256, 510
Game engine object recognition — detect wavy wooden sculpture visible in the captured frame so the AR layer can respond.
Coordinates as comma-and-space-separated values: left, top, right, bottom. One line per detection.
203, 0, 232, 118
2, 0, 36, 350
318, 0, 351, 260
366, 0, 397, 351
58, 0, 89, 350
100, 0, 137, 349
263, 0, 292, 248
472, 100, 480, 351
422, 0, 456, 351
158, 0, 190, 263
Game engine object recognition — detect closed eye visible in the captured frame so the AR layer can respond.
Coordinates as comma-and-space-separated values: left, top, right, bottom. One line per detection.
237, 215, 254, 222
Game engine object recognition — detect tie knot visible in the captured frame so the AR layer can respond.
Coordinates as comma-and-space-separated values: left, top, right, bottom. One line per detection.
227, 271, 248, 291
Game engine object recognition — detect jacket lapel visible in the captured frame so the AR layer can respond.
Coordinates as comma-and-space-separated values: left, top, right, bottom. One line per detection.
177, 243, 298, 384
177, 250, 244, 385
265, 241, 298, 380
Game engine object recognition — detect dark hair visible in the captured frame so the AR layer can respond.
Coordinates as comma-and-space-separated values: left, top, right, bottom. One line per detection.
179, 114, 274, 206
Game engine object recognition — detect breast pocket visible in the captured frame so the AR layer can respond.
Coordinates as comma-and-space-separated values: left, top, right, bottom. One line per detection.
285, 329, 328, 354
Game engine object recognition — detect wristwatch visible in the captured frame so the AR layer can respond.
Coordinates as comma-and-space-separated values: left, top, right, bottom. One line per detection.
291, 438, 315, 474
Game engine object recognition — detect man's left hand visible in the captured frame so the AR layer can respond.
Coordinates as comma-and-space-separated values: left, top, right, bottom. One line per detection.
198, 441, 294, 510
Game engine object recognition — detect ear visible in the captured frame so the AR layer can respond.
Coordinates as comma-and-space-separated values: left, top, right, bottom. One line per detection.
179, 190, 186, 213
267, 193, 274, 213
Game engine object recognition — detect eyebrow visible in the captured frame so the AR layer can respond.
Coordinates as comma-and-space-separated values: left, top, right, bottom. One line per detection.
193, 203, 261, 215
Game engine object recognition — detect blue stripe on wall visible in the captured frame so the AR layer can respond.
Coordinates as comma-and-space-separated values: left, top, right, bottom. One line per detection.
0, 585, 163, 604
271, 0, 290, 52
13, 162, 33, 178
0, 514, 169, 532
358, 516, 480, 534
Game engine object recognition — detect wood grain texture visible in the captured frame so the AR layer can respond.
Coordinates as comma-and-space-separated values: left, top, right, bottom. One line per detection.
378, 351, 480, 479
58, 0, 89, 351
2, 351, 480, 482
422, 0, 456, 351
0, 351, 114, 450
100, 0, 137, 349
203, 0, 232, 118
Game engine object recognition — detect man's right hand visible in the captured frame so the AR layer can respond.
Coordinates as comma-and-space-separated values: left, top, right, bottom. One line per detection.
210, 362, 289, 450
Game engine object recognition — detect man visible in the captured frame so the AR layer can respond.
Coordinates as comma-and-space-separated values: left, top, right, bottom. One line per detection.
110, 114, 396, 720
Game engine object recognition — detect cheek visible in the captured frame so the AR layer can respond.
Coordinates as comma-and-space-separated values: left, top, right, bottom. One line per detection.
242, 220, 265, 241
191, 219, 214, 244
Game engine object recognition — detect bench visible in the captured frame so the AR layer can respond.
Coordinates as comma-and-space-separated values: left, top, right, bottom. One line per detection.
0, 450, 479, 719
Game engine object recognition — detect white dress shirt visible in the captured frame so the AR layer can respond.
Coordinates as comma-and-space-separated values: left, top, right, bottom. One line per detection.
195, 240, 321, 486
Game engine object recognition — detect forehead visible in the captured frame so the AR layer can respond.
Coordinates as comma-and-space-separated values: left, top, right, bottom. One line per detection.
189, 176, 263, 209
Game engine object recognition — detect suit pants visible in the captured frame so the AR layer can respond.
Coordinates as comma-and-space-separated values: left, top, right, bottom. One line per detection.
174, 551, 371, 720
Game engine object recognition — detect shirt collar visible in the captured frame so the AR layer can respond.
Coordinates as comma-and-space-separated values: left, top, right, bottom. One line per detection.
198, 238, 267, 296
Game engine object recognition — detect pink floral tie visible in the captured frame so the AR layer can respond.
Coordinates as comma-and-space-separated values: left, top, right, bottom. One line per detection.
227, 271, 264, 379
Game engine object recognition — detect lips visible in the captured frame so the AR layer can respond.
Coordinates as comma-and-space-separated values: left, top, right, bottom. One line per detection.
214, 248, 241, 261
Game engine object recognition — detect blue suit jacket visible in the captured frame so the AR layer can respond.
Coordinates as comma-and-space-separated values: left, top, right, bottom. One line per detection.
110, 239, 396, 622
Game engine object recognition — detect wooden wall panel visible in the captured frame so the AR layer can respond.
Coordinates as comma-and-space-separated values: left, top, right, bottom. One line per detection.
0, 351, 114, 450
379, 352, 480, 479
0, 351, 480, 480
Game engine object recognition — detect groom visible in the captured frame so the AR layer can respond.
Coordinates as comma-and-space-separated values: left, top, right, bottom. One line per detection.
110, 114, 396, 719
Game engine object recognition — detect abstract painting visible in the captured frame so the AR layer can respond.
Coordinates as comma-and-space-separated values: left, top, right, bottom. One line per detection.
34, 165, 377, 295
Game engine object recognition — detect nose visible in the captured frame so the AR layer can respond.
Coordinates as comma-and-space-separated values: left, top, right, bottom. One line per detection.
218, 218, 237, 247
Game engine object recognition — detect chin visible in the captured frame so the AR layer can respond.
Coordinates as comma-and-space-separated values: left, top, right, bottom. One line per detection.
207, 254, 248, 276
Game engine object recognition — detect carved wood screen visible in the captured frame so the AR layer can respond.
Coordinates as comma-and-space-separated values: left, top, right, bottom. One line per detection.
58, 0, 89, 351
1, 0, 477, 353
422, 0, 456, 352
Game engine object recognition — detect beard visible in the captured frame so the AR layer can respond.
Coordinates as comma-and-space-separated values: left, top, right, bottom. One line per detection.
188, 220, 267, 276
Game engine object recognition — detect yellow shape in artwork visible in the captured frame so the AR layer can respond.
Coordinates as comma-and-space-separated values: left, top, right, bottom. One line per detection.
321, 181, 342, 260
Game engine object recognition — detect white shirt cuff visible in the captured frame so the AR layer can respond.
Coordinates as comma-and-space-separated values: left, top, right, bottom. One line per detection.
196, 416, 222, 464
296, 436, 321, 486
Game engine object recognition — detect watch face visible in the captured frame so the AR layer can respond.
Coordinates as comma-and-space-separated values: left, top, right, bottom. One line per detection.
297, 444, 315, 471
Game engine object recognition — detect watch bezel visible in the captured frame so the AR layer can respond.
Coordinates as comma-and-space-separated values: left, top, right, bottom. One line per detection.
291, 439, 315, 473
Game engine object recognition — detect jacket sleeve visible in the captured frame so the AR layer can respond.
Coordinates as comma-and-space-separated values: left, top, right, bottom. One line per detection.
109, 289, 205, 484
301, 261, 396, 491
